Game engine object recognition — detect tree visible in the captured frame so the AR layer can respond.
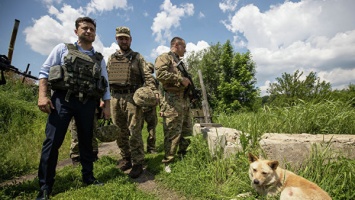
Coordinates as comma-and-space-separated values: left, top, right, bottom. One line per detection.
329, 83, 355, 107
186, 40, 259, 113
186, 43, 223, 110
267, 70, 332, 106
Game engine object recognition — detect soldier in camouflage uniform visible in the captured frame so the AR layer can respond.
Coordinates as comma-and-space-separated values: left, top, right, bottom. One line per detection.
142, 62, 158, 154
155, 37, 192, 173
107, 26, 158, 178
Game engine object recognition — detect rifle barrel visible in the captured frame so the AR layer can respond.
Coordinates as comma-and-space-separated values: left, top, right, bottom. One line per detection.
8, 19, 20, 64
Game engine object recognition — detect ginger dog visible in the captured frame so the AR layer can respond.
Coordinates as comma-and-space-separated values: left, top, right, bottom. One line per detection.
248, 153, 331, 200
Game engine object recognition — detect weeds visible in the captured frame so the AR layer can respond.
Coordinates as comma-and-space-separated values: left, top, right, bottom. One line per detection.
0, 82, 354, 199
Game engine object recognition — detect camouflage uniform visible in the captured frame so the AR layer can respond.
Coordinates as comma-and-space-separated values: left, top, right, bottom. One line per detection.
142, 106, 158, 152
108, 28, 157, 169
69, 113, 99, 162
142, 63, 158, 153
155, 51, 192, 164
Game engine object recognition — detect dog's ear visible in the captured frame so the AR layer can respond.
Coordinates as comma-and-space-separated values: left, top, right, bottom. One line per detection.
268, 160, 279, 170
248, 153, 258, 163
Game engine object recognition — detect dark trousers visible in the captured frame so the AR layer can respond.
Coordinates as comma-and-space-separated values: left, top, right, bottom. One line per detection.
38, 90, 97, 192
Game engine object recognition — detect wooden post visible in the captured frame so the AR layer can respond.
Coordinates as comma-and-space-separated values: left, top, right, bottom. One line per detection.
8, 19, 20, 64
198, 70, 212, 123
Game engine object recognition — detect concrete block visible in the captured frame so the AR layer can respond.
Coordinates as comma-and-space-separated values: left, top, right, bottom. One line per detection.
193, 123, 244, 157
193, 124, 355, 169
260, 133, 355, 168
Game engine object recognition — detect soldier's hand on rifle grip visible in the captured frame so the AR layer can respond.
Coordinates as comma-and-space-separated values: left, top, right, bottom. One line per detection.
181, 77, 191, 87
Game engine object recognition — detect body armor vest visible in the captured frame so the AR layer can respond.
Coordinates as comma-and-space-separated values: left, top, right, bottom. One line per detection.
48, 43, 107, 102
108, 51, 143, 88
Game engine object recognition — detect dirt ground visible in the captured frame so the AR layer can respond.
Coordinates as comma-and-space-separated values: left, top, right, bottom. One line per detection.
1, 141, 185, 200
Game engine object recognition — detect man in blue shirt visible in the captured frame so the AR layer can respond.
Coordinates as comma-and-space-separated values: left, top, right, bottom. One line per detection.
36, 16, 110, 200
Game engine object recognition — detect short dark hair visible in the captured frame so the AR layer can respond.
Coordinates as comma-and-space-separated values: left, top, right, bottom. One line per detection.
170, 37, 184, 47
75, 17, 96, 29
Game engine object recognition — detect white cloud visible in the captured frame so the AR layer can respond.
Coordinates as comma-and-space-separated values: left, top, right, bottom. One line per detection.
24, 0, 132, 57
86, 0, 129, 15
223, 0, 355, 94
150, 40, 210, 61
198, 12, 205, 19
318, 68, 355, 90
41, 0, 62, 6
24, 2, 124, 57
99, 42, 118, 63
150, 45, 170, 59
24, 5, 83, 55
151, 0, 194, 45
185, 40, 210, 58
219, 0, 239, 13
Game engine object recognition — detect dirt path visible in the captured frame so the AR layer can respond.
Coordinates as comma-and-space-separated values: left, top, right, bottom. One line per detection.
99, 142, 186, 200
0, 142, 185, 200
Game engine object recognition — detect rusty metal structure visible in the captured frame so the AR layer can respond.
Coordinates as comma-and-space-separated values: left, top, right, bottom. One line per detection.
0, 19, 38, 85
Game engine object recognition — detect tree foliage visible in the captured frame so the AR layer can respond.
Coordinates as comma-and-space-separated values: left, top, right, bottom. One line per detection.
186, 40, 259, 113
266, 70, 332, 106
330, 83, 355, 107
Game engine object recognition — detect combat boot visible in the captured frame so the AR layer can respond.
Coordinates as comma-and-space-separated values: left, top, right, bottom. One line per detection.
117, 157, 132, 171
147, 148, 157, 154
129, 164, 143, 178
93, 151, 99, 162
71, 156, 80, 166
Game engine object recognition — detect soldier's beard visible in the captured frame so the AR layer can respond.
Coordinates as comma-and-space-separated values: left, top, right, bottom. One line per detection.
119, 45, 130, 52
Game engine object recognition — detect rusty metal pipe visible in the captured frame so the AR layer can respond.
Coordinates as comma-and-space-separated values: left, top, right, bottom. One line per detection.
8, 19, 20, 64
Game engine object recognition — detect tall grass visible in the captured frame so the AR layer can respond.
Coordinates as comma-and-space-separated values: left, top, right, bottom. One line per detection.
0, 80, 71, 182
1, 81, 354, 199
157, 135, 254, 199
215, 100, 355, 136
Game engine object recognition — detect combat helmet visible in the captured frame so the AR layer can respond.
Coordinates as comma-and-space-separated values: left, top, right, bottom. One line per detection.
96, 119, 120, 142
133, 86, 157, 107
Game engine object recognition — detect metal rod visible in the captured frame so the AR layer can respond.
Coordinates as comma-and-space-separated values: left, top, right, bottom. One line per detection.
22, 63, 30, 83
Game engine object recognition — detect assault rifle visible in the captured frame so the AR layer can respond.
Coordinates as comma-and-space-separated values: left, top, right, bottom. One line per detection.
176, 60, 201, 108
0, 54, 38, 85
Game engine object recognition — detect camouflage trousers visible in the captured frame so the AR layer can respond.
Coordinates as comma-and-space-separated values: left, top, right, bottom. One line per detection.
142, 106, 158, 151
160, 92, 192, 163
111, 91, 144, 165
69, 115, 99, 159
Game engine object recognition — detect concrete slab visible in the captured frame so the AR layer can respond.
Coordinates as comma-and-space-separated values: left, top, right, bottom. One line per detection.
193, 124, 355, 168
260, 133, 355, 168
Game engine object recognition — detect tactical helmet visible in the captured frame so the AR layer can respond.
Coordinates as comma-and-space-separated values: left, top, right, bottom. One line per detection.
96, 119, 120, 142
133, 86, 157, 107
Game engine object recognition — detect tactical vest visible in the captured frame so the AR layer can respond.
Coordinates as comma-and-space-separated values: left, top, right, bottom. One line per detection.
108, 51, 143, 87
48, 43, 107, 102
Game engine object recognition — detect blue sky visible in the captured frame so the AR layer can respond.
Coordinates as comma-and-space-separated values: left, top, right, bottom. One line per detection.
1, 0, 354, 96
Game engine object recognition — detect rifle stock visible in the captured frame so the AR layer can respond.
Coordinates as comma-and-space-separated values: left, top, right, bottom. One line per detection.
175, 60, 201, 108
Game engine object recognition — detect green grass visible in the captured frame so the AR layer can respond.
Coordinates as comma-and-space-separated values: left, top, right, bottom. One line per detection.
1, 81, 354, 199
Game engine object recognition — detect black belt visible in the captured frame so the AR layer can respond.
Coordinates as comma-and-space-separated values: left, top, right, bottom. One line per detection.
112, 88, 137, 94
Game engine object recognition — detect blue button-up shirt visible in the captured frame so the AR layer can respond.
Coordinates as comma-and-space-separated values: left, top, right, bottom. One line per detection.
38, 42, 111, 100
